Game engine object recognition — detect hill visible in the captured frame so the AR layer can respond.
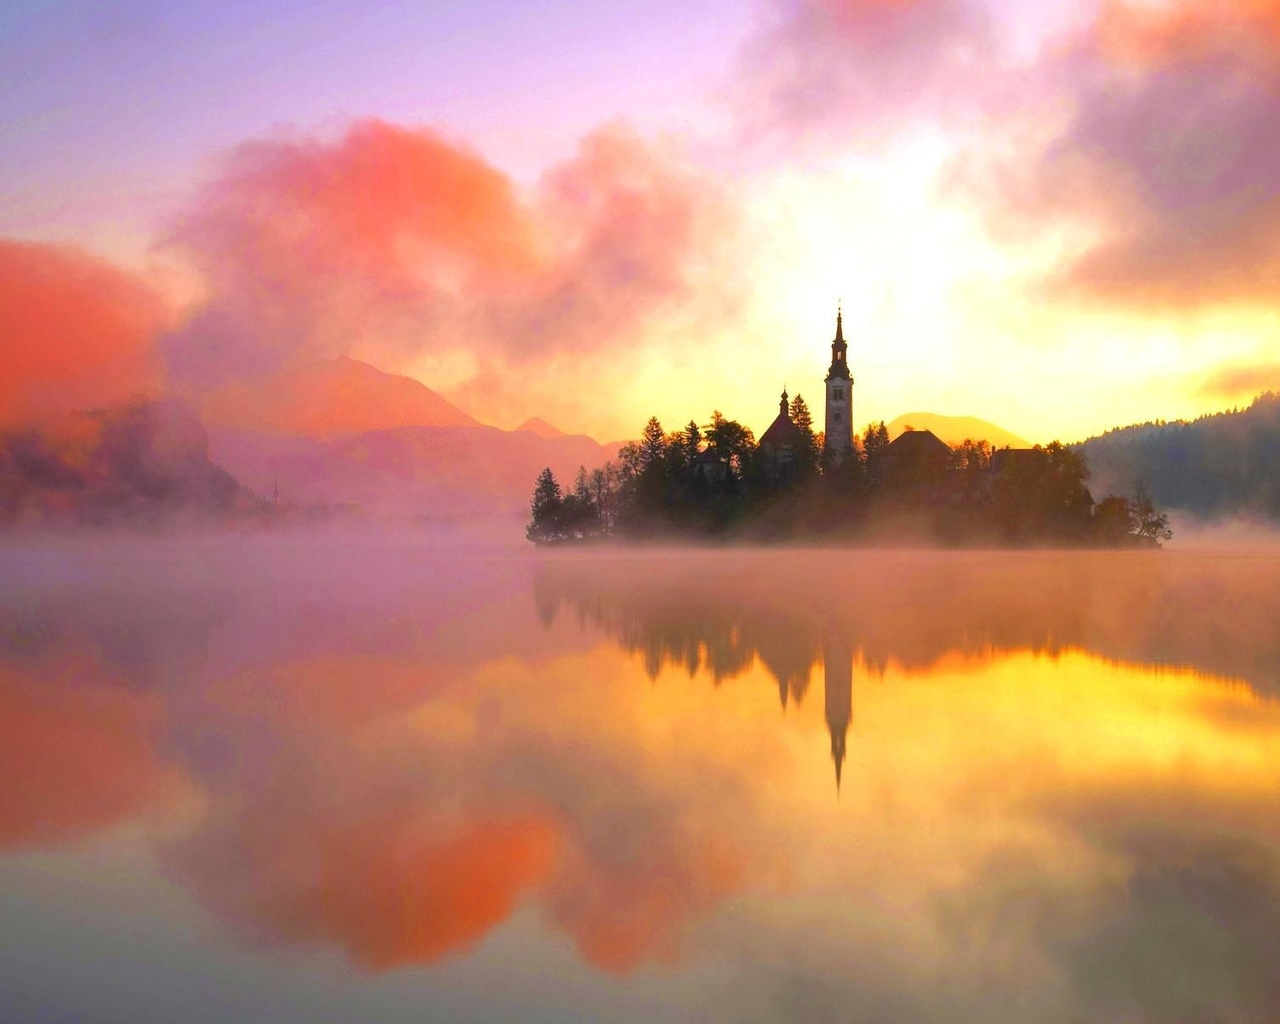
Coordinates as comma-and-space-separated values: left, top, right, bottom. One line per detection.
0, 398, 263, 526
1077, 392, 1280, 518
886, 413, 1029, 449
198, 357, 479, 438
517, 417, 565, 440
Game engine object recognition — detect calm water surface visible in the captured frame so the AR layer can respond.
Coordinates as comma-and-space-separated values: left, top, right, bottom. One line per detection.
2, 538, 1278, 1023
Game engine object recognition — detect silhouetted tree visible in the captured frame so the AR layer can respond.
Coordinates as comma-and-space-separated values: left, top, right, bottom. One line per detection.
862, 421, 890, 458
951, 439, 992, 472
527, 467, 564, 543
790, 393, 820, 475
1133, 479, 1172, 544
617, 441, 642, 483
1092, 495, 1136, 544
704, 411, 756, 478
639, 417, 666, 472
682, 420, 702, 467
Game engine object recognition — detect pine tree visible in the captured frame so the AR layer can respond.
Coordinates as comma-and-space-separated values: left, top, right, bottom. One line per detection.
639, 417, 666, 471
862, 421, 890, 456
790, 393, 820, 473
526, 467, 563, 544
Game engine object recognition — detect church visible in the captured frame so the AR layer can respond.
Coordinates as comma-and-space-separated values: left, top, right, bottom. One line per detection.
758, 307, 949, 476
756, 307, 856, 475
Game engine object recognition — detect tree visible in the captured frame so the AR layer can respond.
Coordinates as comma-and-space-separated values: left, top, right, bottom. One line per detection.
1092, 495, 1136, 545
639, 417, 666, 472
862, 421, 890, 457
682, 420, 702, 466
790, 393, 820, 474
617, 442, 643, 486
704, 411, 756, 476
951, 438, 991, 472
1133, 479, 1172, 544
526, 467, 563, 544
559, 464, 601, 540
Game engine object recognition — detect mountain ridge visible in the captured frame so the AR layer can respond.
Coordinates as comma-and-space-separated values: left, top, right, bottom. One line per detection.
885, 412, 1030, 450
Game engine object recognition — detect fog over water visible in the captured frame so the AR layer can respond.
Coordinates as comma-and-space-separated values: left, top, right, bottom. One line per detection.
1, 535, 1278, 1023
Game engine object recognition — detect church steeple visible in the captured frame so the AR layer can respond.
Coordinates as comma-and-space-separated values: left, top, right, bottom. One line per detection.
823, 304, 854, 463
827, 305, 850, 381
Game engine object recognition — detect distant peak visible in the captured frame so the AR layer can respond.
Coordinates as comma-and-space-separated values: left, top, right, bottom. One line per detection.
517, 416, 565, 440
886, 412, 1031, 450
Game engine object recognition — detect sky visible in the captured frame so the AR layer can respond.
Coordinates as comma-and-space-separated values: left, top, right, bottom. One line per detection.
4, 0, 1280, 443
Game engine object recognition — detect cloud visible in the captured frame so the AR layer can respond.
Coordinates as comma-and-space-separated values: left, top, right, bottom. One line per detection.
735, 0, 996, 145
0, 241, 167, 428
958, 0, 1280, 309
1198, 362, 1280, 400
161, 118, 733, 432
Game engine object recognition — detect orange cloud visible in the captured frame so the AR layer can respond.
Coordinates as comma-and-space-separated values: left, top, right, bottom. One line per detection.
181, 118, 537, 300
0, 241, 167, 428
1095, 0, 1280, 66
1198, 363, 1280, 401
550, 833, 744, 972
261, 815, 559, 970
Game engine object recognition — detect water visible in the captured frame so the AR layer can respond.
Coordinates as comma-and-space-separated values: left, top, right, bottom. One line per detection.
1, 537, 1278, 1023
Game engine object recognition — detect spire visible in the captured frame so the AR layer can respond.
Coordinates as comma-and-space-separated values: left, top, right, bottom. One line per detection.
780, 387, 789, 416
835, 304, 843, 345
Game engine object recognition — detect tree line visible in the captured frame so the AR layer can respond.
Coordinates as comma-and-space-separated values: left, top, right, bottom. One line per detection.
1079, 391, 1280, 519
527, 395, 1170, 546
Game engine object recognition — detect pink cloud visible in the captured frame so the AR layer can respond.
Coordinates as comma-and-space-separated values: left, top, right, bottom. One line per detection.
956, 0, 1280, 309
162, 118, 732, 431
735, 0, 996, 145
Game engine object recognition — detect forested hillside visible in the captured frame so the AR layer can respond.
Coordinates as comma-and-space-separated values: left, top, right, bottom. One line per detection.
1079, 393, 1280, 518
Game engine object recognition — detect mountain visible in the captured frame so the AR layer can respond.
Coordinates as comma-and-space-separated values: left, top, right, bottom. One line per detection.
1077, 392, 1280, 518
517, 417, 565, 440
0, 398, 263, 526
207, 422, 617, 522
198, 357, 479, 439
183, 358, 622, 524
886, 413, 1030, 449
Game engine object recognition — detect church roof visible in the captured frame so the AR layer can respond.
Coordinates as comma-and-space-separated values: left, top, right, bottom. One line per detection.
760, 412, 803, 448
760, 389, 804, 449
885, 429, 951, 458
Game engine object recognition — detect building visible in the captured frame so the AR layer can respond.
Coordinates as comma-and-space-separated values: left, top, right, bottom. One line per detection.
873, 428, 953, 487
758, 388, 806, 482
824, 307, 854, 465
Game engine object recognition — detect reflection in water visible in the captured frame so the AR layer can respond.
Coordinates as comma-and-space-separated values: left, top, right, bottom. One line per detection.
1, 541, 1279, 1023
534, 549, 1280, 791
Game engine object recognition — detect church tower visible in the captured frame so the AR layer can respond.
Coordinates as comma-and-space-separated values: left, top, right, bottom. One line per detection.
824, 306, 854, 464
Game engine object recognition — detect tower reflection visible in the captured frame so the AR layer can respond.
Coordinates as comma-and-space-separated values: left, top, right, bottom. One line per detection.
532, 549, 1280, 790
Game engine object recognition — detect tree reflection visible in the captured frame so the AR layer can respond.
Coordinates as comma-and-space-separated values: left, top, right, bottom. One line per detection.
533, 550, 1280, 789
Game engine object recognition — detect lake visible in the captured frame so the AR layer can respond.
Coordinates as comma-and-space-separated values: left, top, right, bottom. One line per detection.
2, 537, 1278, 1023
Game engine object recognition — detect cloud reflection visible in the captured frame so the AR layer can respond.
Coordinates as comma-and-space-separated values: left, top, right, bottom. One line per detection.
1, 541, 1278, 1021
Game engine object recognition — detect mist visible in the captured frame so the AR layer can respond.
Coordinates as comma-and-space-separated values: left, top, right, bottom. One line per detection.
2, 535, 1279, 1022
